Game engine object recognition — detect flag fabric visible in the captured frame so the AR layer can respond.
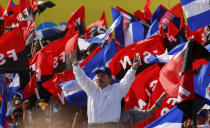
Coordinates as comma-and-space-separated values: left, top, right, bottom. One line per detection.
22, 73, 37, 98
143, 0, 152, 20
85, 12, 107, 39
59, 80, 87, 107
180, 0, 210, 31
0, 22, 30, 72
3, 0, 15, 17
194, 44, 210, 98
65, 32, 79, 54
159, 40, 210, 102
111, 8, 145, 46
86, 15, 122, 44
144, 106, 184, 128
7, 73, 20, 101
36, 1, 56, 13
109, 35, 165, 80
169, 3, 185, 29
41, 46, 102, 99
65, 6, 85, 36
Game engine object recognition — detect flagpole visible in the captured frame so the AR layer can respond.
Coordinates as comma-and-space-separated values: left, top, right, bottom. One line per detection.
39, 13, 46, 29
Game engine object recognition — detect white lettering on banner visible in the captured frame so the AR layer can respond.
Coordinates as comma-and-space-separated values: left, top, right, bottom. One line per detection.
60, 51, 65, 63
17, 8, 29, 21
7, 49, 18, 61
36, 69, 41, 81
169, 36, 177, 42
23, 8, 29, 17
160, 107, 170, 115
120, 56, 132, 70
162, 18, 169, 29
138, 99, 147, 109
58, 92, 65, 104
178, 86, 191, 102
167, 98, 177, 106
0, 54, 6, 65
143, 51, 152, 64
53, 56, 58, 68
53, 51, 66, 69
0, 49, 18, 66
149, 80, 158, 92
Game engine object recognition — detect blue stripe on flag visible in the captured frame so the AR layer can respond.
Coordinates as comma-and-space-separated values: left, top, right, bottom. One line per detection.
180, 0, 196, 6
144, 106, 184, 128
132, 21, 144, 43
187, 10, 210, 31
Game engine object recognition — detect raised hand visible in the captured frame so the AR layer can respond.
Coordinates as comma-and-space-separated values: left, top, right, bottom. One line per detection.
132, 54, 140, 70
70, 51, 78, 66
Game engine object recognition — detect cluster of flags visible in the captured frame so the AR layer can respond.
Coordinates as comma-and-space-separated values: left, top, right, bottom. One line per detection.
0, 0, 209, 127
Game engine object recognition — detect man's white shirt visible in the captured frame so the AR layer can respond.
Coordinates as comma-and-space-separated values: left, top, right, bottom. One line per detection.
73, 65, 136, 123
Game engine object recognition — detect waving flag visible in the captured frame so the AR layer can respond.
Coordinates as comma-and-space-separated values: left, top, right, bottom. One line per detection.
3, 0, 15, 17
109, 35, 165, 80
145, 106, 183, 128
86, 15, 122, 44
180, 0, 210, 31
86, 12, 107, 39
0, 22, 30, 72
0, 76, 8, 128
59, 80, 87, 107
111, 8, 144, 46
65, 6, 85, 36
159, 40, 210, 102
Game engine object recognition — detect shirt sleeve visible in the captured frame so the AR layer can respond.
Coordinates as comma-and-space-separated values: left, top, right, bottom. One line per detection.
118, 67, 136, 97
73, 65, 97, 95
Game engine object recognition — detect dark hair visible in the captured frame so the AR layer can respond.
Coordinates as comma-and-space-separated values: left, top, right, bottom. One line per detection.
12, 108, 23, 116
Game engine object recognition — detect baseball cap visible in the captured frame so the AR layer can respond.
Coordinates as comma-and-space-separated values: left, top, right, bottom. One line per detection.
94, 66, 112, 76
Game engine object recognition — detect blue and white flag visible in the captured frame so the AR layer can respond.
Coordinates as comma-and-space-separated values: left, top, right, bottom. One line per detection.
180, 0, 210, 31
145, 106, 184, 128
59, 80, 87, 107
111, 8, 144, 46
0, 76, 7, 128
7, 73, 20, 101
86, 16, 122, 44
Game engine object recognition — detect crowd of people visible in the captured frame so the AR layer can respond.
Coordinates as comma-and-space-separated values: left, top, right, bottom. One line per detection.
0, 0, 210, 128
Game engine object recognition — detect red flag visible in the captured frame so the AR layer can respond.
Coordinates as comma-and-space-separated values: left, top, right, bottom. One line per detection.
65, 32, 79, 54
109, 35, 165, 79
185, 26, 205, 45
31, 0, 38, 12
23, 73, 37, 98
0, 5, 4, 18
143, 0, 152, 20
134, 10, 146, 23
159, 40, 210, 102
169, 3, 185, 29
65, 6, 85, 35
42, 46, 102, 99
85, 11, 107, 39
3, 0, 15, 17
168, 20, 179, 42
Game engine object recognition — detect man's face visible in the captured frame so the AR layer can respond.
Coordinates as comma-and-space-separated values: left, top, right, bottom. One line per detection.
95, 72, 112, 89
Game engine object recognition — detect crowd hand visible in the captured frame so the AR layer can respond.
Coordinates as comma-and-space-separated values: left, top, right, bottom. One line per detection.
70, 51, 78, 66
23, 100, 30, 110
132, 54, 140, 70
147, 54, 159, 63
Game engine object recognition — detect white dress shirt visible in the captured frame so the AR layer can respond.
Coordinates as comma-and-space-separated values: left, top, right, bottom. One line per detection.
73, 65, 136, 123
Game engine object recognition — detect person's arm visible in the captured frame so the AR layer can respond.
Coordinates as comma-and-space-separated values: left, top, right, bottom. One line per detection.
148, 92, 167, 115
118, 54, 140, 96
70, 52, 97, 94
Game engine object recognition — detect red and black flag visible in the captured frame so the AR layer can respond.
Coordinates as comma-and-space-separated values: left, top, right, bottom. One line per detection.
159, 40, 210, 102
65, 6, 85, 36
109, 35, 165, 80
85, 11, 107, 39
0, 22, 31, 72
